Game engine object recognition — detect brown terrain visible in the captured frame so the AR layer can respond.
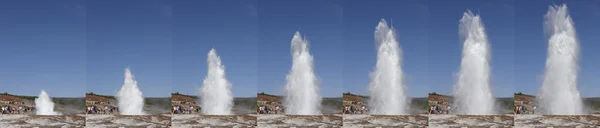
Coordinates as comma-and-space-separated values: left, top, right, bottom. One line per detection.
428, 93, 453, 114
343, 92, 366, 114
0, 93, 35, 114
514, 93, 536, 114
85, 93, 118, 114
257, 92, 283, 114
171, 93, 200, 114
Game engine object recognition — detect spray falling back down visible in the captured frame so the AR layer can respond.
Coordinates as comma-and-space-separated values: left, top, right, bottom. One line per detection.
537, 4, 584, 115
116, 67, 146, 115
368, 19, 410, 115
200, 49, 233, 115
35, 90, 61, 115
453, 11, 496, 115
284, 31, 322, 115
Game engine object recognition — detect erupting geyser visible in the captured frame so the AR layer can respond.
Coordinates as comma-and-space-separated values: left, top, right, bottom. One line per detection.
368, 19, 410, 115
116, 67, 146, 115
35, 90, 61, 115
537, 4, 584, 115
284, 31, 322, 115
200, 48, 233, 115
453, 10, 496, 115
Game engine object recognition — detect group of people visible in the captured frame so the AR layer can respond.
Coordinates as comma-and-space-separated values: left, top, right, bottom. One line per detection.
429, 105, 451, 114
1, 106, 33, 114
87, 106, 117, 114
343, 106, 367, 114
258, 106, 281, 114
515, 105, 536, 114
172, 105, 199, 114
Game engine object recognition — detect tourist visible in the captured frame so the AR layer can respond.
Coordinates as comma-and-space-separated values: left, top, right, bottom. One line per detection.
360, 106, 365, 114
178, 106, 183, 114
189, 106, 193, 114
266, 106, 270, 114
428, 106, 433, 114
275, 106, 279, 114
344, 106, 348, 114
532, 106, 536, 114
519, 106, 524, 114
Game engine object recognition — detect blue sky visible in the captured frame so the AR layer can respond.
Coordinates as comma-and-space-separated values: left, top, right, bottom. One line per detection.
513, 0, 600, 97
0, 0, 86, 97
85, 0, 172, 97
257, 0, 344, 97
344, 0, 600, 97
343, 0, 431, 97
0, 0, 597, 98
171, 0, 258, 97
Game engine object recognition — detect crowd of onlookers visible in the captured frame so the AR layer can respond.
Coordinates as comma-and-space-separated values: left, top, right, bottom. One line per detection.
172, 105, 200, 114
258, 106, 282, 114
1, 106, 34, 114
515, 105, 536, 114
344, 106, 367, 114
429, 105, 452, 114
87, 105, 118, 114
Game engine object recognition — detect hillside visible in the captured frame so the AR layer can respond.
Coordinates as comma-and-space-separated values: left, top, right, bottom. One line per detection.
52, 97, 86, 115
145, 97, 171, 114
322, 97, 343, 114
584, 97, 600, 112
234, 97, 257, 114
171, 92, 198, 99
86, 92, 115, 99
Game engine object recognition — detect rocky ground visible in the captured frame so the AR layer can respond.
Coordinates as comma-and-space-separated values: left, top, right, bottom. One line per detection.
343, 114, 428, 128
428, 114, 514, 128
0, 114, 85, 128
85, 114, 170, 128
258, 114, 342, 128
514, 114, 600, 128
171, 114, 256, 128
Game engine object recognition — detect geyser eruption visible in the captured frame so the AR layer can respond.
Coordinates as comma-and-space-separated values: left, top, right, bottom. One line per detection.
35, 90, 61, 115
200, 49, 234, 115
453, 10, 495, 115
368, 19, 410, 115
284, 31, 321, 115
537, 4, 584, 115
116, 67, 146, 115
